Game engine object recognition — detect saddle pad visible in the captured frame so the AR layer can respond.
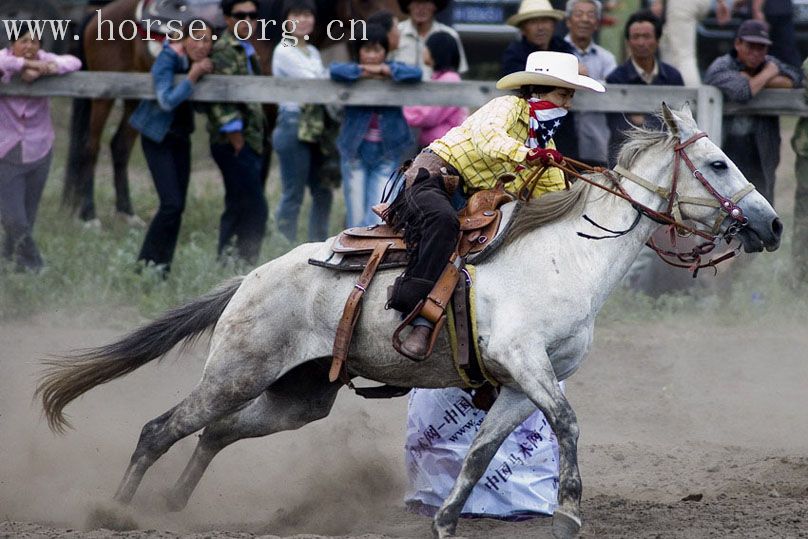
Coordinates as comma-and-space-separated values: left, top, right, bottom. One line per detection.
446, 264, 497, 388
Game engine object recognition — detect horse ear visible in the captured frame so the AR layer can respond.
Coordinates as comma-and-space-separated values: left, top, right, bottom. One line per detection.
681, 102, 694, 119
661, 102, 680, 139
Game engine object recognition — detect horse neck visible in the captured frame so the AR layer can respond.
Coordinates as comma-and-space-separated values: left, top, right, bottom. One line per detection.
580, 153, 676, 302
502, 153, 675, 313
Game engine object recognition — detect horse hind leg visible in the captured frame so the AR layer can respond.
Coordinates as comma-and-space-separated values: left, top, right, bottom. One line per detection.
432, 386, 537, 539
113, 355, 276, 505
110, 99, 140, 221
164, 360, 340, 511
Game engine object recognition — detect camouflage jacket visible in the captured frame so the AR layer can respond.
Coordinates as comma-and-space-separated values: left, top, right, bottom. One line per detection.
793, 57, 808, 158
206, 30, 266, 154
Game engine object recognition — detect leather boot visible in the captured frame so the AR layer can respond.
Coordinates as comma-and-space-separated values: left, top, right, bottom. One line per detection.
400, 325, 432, 361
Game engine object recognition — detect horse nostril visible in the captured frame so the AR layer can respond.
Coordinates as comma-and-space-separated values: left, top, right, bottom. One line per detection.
771, 218, 783, 239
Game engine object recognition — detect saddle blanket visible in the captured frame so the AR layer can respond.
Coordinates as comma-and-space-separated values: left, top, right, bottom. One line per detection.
404, 385, 561, 518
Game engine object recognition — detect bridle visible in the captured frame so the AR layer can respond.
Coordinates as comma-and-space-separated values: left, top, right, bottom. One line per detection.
530, 132, 756, 276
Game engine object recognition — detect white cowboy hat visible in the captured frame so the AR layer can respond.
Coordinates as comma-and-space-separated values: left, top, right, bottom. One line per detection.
506, 0, 565, 27
496, 51, 606, 92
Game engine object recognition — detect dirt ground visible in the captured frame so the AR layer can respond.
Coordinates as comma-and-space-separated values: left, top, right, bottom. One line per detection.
1, 311, 807, 539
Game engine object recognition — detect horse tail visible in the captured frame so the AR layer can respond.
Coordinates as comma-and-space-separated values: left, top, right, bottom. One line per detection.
36, 277, 244, 434
61, 13, 92, 213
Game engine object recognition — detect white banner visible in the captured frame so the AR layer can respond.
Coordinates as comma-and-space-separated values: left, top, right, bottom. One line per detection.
404, 387, 559, 518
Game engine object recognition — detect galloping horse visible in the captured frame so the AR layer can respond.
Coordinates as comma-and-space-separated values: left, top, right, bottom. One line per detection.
62, 0, 401, 224
38, 106, 782, 537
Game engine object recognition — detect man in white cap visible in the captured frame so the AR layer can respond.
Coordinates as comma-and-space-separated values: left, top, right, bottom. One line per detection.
389, 0, 468, 79
501, 0, 574, 76
384, 51, 604, 358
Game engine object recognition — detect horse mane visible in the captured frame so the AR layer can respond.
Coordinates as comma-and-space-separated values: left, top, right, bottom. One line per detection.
614, 115, 677, 170
503, 117, 679, 245
503, 180, 592, 246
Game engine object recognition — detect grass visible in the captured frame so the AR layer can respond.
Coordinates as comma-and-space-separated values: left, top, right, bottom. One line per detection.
1, 98, 806, 327
0, 100, 347, 322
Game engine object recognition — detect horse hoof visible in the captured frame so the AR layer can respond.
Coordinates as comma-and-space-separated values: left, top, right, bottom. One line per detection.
117, 212, 146, 228
85, 502, 139, 531
431, 519, 457, 539
552, 508, 582, 538
161, 490, 188, 513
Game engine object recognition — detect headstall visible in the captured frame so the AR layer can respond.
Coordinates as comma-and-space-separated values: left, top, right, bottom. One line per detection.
549, 132, 756, 276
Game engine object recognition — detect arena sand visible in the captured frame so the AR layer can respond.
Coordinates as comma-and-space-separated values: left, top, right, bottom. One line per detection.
1, 310, 807, 538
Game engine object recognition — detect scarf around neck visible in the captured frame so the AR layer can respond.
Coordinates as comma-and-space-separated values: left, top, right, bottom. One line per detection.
527, 98, 568, 149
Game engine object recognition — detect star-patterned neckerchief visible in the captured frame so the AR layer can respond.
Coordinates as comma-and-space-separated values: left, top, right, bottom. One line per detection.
527, 98, 568, 149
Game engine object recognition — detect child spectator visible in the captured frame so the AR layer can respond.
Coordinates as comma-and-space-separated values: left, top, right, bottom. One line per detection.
272, 0, 332, 243
367, 9, 402, 53
0, 29, 81, 273
403, 31, 468, 149
330, 23, 422, 228
129, 20, 214, 274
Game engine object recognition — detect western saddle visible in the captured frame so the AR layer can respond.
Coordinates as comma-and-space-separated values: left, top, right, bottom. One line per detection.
309, 178, 516, 389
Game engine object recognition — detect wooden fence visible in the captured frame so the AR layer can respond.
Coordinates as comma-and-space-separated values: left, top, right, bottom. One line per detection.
2, 71, 808, 143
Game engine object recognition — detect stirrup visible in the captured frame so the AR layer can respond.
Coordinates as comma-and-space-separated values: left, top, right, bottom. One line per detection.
392, 300, 446, 361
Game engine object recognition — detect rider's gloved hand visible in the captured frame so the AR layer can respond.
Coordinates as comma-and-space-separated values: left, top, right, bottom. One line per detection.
526, 147, 564, 166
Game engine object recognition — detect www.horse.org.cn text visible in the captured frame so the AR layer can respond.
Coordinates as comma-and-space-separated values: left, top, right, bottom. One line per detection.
2, 13, 369, 45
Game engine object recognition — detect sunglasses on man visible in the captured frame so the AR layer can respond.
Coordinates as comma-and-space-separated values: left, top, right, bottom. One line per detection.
231, 11, 258, 20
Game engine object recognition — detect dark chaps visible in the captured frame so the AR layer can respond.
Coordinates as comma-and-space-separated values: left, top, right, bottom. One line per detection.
385, 170, 460, 314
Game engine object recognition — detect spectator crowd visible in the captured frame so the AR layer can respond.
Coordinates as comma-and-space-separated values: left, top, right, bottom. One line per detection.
0, 0, 805, 283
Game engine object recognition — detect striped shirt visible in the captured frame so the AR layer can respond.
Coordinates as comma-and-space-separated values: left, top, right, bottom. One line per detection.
429, 95, 566, 197
363, 113, 383, 142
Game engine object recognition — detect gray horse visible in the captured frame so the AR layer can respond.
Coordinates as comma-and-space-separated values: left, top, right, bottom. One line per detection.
37, 105, 782, 538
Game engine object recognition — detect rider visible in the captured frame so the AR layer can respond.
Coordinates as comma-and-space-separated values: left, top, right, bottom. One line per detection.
385, 51, 605, 358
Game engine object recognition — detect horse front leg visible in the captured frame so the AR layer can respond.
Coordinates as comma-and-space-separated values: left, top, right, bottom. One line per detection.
503, 347, 583, 538
432, 385, 537, 538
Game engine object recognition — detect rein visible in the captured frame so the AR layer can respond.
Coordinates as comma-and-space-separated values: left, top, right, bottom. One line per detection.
546, 132, 755, 276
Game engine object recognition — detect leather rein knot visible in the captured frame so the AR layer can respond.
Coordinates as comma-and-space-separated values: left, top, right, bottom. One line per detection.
553, 132, 755, 277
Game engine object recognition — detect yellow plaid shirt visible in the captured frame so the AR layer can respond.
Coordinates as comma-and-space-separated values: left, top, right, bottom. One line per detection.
429, 95, 566, 197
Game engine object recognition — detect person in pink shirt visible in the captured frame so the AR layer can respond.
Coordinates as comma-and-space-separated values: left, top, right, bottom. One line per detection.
0, 28, 81, 272
403, 32, 468, 148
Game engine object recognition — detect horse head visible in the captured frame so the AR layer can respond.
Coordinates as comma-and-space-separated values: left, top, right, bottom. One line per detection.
657, 103, 782, 253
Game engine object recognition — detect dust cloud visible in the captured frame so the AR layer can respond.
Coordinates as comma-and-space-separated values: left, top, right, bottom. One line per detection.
2, 309, 807, 538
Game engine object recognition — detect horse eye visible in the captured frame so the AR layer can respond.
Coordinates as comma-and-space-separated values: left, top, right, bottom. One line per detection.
710, 160, 728, 170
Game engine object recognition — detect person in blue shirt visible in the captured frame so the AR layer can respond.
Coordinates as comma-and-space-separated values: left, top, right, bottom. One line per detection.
129, 19, 214, 274
330, 24, 422, 228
